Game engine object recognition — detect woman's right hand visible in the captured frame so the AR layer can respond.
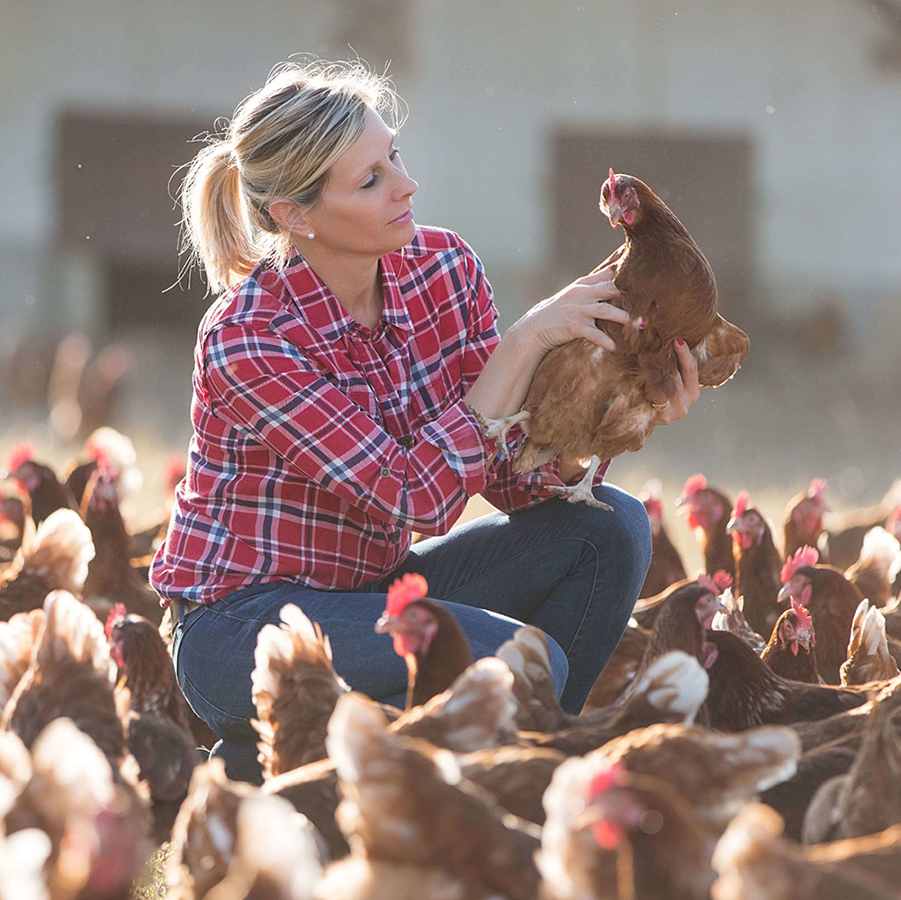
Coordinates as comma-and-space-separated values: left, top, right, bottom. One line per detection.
511, 265, 636, 354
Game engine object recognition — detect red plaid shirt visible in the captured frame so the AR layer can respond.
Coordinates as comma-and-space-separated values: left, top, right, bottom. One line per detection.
151, 226, 609, 604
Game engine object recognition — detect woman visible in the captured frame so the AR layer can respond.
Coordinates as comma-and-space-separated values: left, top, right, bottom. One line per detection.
151, 61, 699, 783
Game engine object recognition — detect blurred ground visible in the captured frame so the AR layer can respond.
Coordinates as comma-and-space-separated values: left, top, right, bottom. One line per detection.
1, 316, 898, 578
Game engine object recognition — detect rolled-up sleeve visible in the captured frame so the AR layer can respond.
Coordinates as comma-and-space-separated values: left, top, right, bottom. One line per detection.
455, 244, 609, 513
203, 322, 494, 535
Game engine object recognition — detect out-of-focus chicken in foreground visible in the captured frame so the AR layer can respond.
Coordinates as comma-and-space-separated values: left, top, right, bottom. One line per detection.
712, 803, 901, 900
1, 590, 129, 772
322, 691, 541, 900
0, 509, 94, 621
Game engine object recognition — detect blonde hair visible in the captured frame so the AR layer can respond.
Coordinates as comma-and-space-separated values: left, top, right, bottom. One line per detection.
180, 60, 404, 294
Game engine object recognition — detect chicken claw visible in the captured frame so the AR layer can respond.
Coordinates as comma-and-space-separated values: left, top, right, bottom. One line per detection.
482, 410, 531, 461
546, 455, 614, 510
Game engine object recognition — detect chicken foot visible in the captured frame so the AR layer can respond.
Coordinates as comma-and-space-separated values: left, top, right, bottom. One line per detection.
482, 410, 531, 461
546, 455, 614, 510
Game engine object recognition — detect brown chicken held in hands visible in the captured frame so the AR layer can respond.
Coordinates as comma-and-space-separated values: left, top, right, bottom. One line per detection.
375, 573, 472, 709
490, 172, 749, 508
761, 600, 820, 684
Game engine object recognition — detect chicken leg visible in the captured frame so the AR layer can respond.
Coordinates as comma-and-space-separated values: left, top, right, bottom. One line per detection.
546, 455, 614, 511
482, 410, 531, 462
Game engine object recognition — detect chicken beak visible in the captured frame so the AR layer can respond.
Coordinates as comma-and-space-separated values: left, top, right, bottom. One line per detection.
374, 615, 394, 634
725, 515, 738, 533
607, 203, 623, 229
798, 638, 811, 653
674, 496, 690, 514
777, 584, 792, 603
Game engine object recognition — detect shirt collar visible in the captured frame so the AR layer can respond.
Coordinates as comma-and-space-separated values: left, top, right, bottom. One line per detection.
273, 246, 413, 344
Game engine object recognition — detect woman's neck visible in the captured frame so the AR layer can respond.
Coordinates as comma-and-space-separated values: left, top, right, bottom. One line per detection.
301, 245, 383, 329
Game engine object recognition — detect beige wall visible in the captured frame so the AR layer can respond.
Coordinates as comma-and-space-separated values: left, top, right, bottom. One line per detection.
2, 0, 900, 336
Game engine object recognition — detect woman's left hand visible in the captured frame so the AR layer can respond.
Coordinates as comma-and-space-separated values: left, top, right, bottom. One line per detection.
653, 339, 700, 424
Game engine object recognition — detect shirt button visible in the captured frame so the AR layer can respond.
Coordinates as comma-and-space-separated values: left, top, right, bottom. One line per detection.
380, 467, 391, 477
399, 436, 413, 448
387, 532, 400, 544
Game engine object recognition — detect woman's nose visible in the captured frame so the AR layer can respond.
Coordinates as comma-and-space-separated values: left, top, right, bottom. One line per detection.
401, 173, 418, 198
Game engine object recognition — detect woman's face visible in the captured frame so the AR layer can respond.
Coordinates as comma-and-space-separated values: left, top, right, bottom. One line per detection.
302, 105, 418, 258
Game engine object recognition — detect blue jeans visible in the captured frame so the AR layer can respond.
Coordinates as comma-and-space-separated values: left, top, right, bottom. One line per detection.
172, 483, 651, 783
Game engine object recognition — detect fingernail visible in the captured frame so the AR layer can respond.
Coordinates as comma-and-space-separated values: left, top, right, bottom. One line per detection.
676, 338, 685, 346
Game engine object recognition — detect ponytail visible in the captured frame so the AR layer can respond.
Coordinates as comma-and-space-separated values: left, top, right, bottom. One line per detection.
180, 141, 258, 294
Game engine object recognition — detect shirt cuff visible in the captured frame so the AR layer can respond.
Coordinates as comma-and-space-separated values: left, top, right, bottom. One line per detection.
419, 399, 493, 497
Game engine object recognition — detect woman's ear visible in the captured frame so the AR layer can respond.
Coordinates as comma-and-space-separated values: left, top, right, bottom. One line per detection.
269, 198, 308, 234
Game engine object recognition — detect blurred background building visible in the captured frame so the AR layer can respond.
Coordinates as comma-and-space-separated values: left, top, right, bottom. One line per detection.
2, 0, 900, 556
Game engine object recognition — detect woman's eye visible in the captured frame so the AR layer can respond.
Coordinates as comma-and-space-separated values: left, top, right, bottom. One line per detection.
361, 148, 401, 190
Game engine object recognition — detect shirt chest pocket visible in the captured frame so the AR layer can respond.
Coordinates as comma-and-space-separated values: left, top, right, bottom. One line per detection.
408, 352, 462, 424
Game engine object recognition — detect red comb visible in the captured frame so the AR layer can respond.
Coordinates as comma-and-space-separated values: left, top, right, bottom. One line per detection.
682, 473, 707, 498
698, 572, 719, 594
807, 478, 827, 499
104, 603, 128, 639
781, 546, 819, 584
790, 599, 814, 632
5, 444, 34, 472
607, 168, 617, 197
93, 448, 115, 476
713, 570, 733, 591
732, 490, 751, 519
643, 497, 663, 519
588, 761, 625, 801
383, 573, 429, 618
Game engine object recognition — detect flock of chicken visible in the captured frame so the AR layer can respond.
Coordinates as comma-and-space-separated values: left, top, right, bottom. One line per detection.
1, 427, 901, 899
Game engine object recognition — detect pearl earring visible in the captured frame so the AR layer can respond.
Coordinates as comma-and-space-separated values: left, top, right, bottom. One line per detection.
306, 231, 315, 240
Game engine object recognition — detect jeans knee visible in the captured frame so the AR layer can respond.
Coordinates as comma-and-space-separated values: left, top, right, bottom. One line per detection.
545, 634, 570, 699
210, 738, 264, 786
606, 488, 652, 572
